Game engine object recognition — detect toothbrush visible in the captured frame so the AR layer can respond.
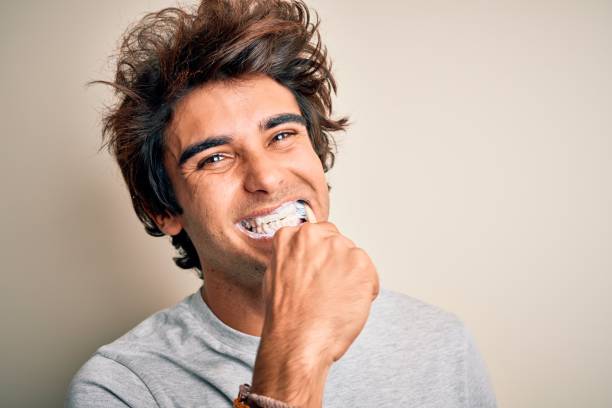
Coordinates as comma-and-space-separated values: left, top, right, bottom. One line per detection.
297, 200, 317, 223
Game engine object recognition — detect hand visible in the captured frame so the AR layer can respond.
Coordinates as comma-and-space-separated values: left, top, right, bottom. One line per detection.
251, 221, 379, 407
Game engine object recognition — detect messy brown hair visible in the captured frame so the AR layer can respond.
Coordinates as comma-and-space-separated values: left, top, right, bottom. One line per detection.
97, 0, 348, 277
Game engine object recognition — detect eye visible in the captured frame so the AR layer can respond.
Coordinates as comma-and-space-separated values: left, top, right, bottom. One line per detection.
271, 131, 296, 144
197, 153, 226, 169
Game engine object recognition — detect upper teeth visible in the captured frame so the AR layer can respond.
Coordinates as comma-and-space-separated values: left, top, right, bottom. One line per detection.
239, 201, 307, 236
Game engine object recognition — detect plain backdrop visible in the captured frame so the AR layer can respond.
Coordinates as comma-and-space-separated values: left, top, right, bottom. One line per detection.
1, 0, 610, 407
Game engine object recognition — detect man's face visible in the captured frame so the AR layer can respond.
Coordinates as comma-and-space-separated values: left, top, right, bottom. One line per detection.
161, 74, 330, 284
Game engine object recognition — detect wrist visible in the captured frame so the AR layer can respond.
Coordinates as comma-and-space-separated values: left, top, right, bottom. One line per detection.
251, 330, 331, 407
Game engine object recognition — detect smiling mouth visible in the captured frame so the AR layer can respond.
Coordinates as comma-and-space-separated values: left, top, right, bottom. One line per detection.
236, 200, 309, 239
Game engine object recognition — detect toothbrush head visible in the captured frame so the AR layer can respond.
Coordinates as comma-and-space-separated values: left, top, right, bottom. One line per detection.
296, 200, 317, 223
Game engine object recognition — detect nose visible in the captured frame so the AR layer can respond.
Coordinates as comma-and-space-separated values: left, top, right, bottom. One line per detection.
242, 152, 285, 194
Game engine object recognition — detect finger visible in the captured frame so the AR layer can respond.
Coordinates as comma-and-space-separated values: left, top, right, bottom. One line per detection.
272, 224, 301, 247
302, 220, 339, 234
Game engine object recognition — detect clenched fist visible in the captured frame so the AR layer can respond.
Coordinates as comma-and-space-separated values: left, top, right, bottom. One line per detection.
251, 220, 379, 407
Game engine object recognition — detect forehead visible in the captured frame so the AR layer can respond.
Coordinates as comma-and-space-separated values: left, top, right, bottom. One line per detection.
166, 74, 302, 158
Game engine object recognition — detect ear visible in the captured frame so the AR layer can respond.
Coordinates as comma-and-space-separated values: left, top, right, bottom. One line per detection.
148, 209, 184, 236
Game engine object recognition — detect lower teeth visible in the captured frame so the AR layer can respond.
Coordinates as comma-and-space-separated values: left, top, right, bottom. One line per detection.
247, 218, 305, 236
241, 202, 309, 236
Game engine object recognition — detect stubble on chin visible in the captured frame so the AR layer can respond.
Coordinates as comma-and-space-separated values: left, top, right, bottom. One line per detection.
206, 253, 269, 292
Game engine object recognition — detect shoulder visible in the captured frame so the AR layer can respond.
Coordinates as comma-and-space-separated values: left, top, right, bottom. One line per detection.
357, 288, 470, 359
98, 293, 200, 362
363, 288, 497, 406
372, 287, 465, 336
66, 353, 157, 407
66, 294, 198, 407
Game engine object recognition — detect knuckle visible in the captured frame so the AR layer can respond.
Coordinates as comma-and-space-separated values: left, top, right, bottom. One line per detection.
301, 221, 315, 232
329, 235, 347, 249
350, 247, 367, 261
320, 221, 339, 233
297, 221, 315, 238
350, 248, 375, 271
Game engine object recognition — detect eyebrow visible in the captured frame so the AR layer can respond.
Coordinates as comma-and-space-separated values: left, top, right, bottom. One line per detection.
260, 113, 306, 131
178, 136, 231, 167
177, 113, 307, 167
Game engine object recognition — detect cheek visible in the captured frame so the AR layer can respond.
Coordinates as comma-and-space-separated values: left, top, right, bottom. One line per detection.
180, 177, 234, 228
291, 147, 330, 212
301, 148, 327, 185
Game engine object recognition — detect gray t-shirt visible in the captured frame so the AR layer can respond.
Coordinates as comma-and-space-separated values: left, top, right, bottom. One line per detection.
66, 287, 497, 407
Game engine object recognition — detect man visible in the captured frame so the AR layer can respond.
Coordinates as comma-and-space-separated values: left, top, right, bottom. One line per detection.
67, 0, 497, 407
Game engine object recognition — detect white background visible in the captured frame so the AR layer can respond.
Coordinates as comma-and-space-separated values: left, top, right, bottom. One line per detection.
0, 0, 610, 406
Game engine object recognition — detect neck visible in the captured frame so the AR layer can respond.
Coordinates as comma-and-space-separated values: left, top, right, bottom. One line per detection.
200, 269, 266, 336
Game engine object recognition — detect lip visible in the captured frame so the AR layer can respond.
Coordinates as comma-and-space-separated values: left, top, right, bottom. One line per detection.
235, 198, 309, 224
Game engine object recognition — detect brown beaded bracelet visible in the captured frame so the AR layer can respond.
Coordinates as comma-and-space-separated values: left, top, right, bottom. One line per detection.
233, 384, 296, 408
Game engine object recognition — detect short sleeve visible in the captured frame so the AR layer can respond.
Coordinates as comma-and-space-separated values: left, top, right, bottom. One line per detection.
463, 327, 497, 408
66, 354, 158, 408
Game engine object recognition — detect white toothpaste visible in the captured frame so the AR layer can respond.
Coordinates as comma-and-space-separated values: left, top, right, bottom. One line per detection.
237, 200, 314, 239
